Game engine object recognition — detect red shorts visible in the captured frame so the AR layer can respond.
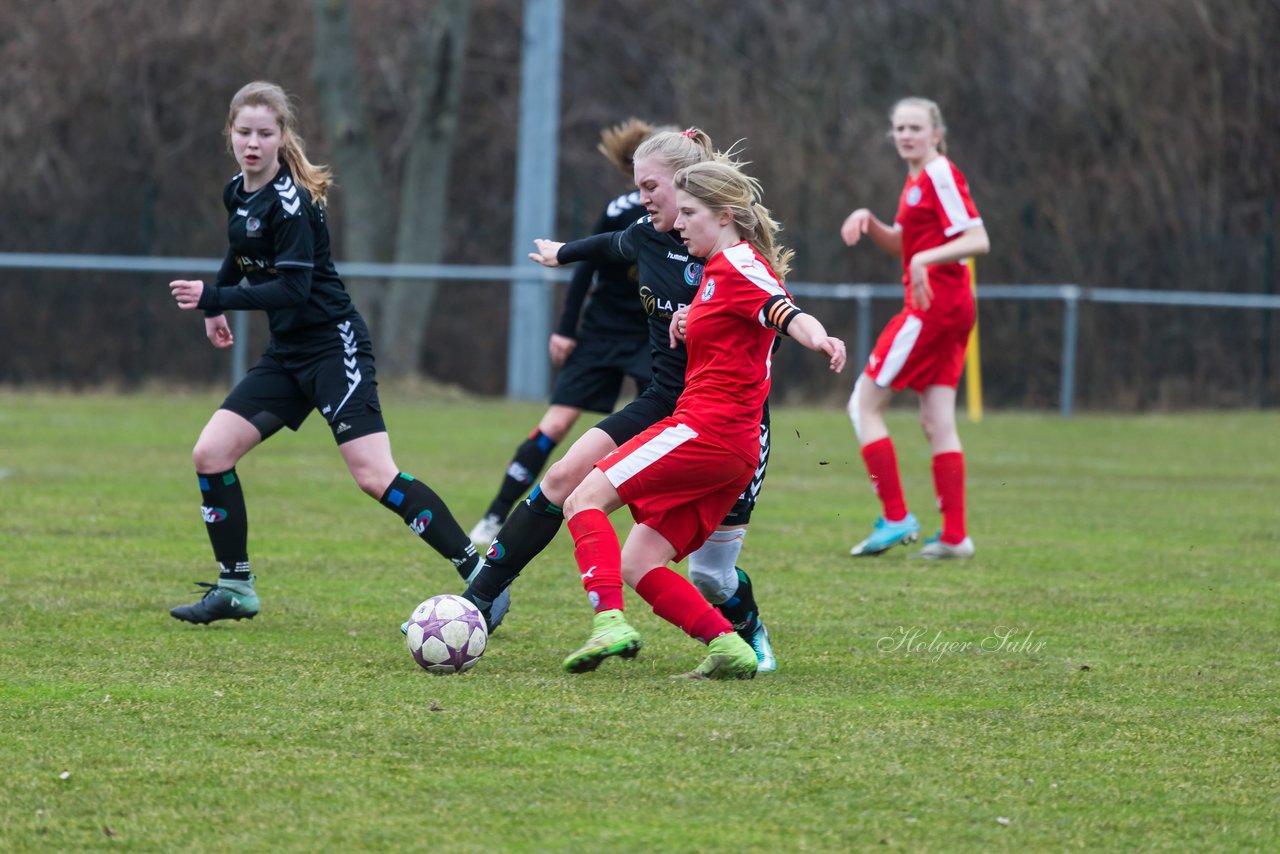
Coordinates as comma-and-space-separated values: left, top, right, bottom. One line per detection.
865, 310, 972, 392
596, 418, 755, 562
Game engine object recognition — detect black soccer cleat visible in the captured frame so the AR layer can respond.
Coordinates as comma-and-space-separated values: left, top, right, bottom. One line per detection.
170, 577, 260, 624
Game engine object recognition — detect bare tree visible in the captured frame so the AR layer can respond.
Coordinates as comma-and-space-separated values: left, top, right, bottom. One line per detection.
311, 0, 471, 376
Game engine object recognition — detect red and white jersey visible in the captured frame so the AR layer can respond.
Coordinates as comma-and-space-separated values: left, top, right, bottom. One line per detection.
675, 242, 785, 466
894, 155, 982, 328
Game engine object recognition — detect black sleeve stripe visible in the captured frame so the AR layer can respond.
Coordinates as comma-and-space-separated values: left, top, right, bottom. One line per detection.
764, 294, 801, 334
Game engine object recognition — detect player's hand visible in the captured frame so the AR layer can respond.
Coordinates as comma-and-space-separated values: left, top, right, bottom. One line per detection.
818, 336, 847, 373
840, 209, 873, 246
169, 279, 206, 311
668, 306, 690, 348
205, 315, 234, 349
908, 258, 933, 311
528, 239, 564, 267
549, 333, 576, 367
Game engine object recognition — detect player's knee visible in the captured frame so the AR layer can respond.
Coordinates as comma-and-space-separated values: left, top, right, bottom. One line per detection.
539, 412, 578, 440
542, 457, 587, 503
919, 411, 949, 445
354, 471, 387, 499
561, 488, 598, 520
346, 459, 398, 499
192, 439, 232, 473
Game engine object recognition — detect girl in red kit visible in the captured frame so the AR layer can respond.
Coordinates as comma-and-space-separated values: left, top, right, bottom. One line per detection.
841, 97, 990, 559
561, 157, 846, 679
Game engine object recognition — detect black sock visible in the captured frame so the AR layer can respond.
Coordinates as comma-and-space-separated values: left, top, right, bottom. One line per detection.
486, 430, 558, 521
198, 469, 250, 580
467, 485, 563, 601
716, 567, 760, 642
380, 473, 478, 581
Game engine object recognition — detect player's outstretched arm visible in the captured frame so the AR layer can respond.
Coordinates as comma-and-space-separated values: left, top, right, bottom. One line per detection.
787, 313, 847, 373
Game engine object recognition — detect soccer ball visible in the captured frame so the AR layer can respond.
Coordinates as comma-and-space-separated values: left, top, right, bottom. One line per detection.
405, 594, 488, 674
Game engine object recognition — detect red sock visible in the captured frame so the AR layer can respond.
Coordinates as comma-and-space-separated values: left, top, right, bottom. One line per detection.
932, 451, 966, 544
635, 566, 733, 643
861, 437, 908, 520
567, 509, 625, 613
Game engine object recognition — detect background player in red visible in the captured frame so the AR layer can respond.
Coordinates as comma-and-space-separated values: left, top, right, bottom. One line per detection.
560, 157, 846, 679
840, 97, 991, 559
167, 81, 481, 623
468, 119, 656, 550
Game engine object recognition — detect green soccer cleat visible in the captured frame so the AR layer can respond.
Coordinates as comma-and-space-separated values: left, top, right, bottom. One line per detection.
562, 609, 642, 673
678, 632, 759, 681
170, 577, 259, 624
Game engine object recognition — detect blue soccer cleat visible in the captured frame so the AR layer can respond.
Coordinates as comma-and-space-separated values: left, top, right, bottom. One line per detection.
849, 513, 920, 557
750, 621, 778, 673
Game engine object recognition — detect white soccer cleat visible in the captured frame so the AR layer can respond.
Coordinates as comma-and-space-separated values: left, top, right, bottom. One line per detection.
468, 513, 503, 549
911, 534, 976, 560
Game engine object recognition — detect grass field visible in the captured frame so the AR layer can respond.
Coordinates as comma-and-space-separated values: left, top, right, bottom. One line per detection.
1, 388, 1277, 851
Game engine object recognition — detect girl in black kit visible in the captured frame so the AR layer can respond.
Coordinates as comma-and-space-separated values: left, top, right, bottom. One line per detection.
168, 81, 480, 624
462, 129, 778, 674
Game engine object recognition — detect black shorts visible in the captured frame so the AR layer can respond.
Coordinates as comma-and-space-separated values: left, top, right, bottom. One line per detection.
722, 401, 771, 526
550, 334, 652, 413
221, 316, 386, 445
592, 382, 680, 446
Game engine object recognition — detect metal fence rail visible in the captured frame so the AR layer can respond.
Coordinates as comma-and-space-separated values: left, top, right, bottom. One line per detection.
4, 253, 1279, 415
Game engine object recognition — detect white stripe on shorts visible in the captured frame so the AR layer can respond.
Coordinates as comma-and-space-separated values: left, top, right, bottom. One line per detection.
875, 314, 923, 388
603, 423, 698, 489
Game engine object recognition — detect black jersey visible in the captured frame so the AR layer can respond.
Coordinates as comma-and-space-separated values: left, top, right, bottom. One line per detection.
556, 191, 648, 340
200, 163, 357, 349
557, 217, 704, 395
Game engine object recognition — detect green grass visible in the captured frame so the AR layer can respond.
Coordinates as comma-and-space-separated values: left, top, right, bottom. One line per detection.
1, 389, 1277, 851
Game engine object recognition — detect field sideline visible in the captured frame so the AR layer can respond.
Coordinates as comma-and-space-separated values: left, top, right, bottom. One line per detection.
1, 389, 1277, 851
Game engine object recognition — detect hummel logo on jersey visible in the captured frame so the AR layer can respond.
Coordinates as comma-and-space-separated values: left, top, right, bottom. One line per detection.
335, 422, 352, 434
275, 175, 302, 215
235, 207, 249, 217
666, 250, 689, 262
606, 191, 641, 218
321, 404, 332, 415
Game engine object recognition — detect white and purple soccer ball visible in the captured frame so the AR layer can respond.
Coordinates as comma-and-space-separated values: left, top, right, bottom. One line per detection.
405, 594, 488, 674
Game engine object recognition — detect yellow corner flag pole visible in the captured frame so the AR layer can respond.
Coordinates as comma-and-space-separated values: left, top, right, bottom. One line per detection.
965, 257, 983, 422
